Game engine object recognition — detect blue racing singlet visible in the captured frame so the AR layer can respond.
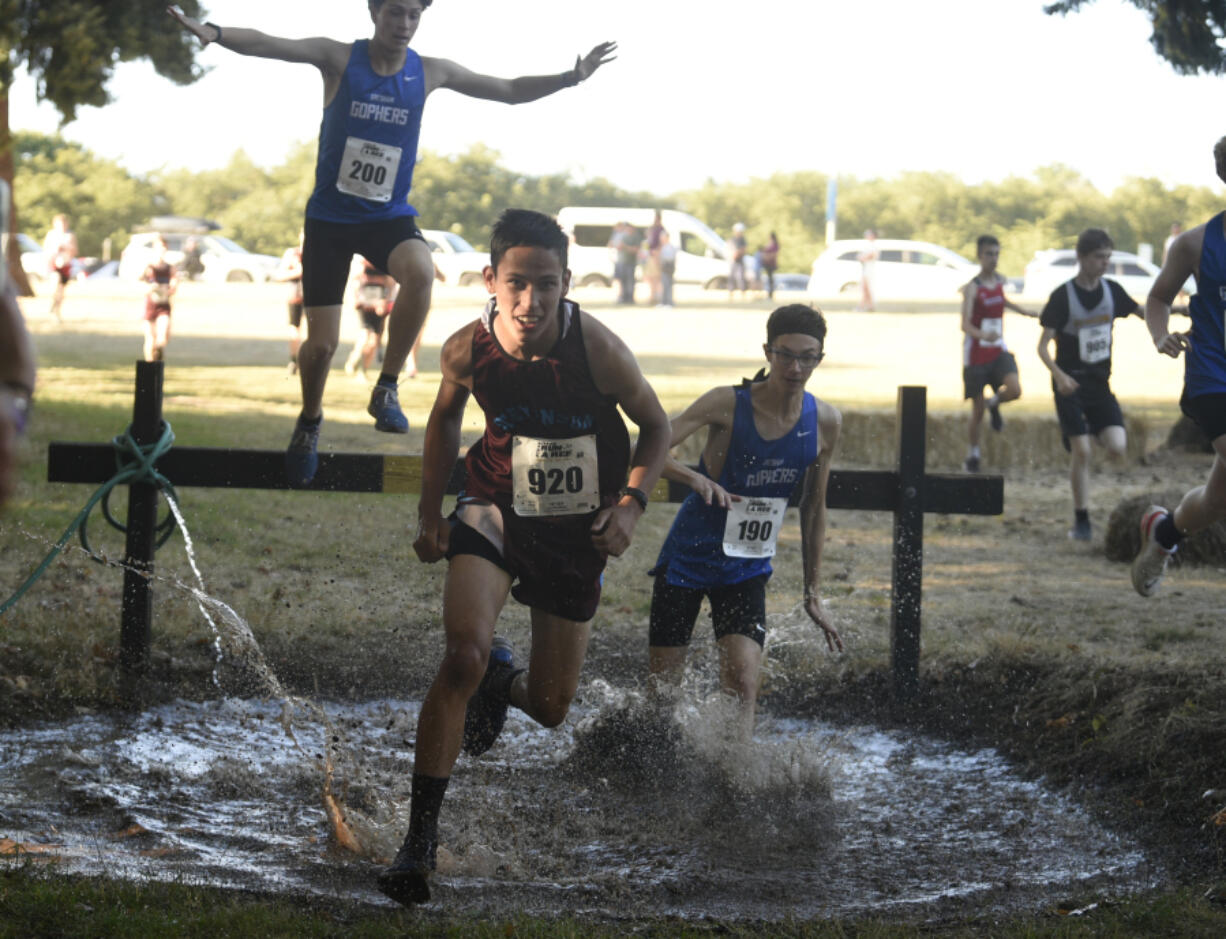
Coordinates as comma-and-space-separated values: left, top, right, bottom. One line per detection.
1186, 211, 1226, 397
306, 40, 426, 224
653, 385, 820, 589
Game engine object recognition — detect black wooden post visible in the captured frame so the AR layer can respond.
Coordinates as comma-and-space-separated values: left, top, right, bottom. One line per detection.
890, 386, 926, 701
118, 360, 163, 701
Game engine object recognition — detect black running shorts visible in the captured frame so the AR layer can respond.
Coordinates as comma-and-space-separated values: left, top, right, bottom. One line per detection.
302, 216, 424, 308
1180, 390, 1226, 443
446, 515, 607, 623
963, 352, 1018, 400
1052, 376, 1123, 448
648, 571, 769, 649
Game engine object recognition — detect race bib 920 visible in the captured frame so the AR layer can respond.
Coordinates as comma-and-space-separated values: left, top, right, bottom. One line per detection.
511, 435, 600, 517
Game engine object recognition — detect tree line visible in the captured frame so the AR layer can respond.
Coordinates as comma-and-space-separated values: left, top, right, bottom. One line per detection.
13, 129, 1223, 279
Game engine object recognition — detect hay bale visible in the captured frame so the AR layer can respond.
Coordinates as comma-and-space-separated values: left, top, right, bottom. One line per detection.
1165, 415, 1214, 454
1104, 490, 1226, 565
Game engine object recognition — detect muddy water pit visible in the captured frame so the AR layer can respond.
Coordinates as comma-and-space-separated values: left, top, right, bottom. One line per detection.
0, 684, 1157, 921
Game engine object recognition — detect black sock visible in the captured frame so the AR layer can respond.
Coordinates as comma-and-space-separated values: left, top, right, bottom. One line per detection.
296, 412, 322, 428
393, 773, 450, 870
1074, 509, 1089, 525
377, 372, 398, 387
1154, 513, 1183, 551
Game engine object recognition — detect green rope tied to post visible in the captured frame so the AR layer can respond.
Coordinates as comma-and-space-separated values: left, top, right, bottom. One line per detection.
0, 421, 179, 616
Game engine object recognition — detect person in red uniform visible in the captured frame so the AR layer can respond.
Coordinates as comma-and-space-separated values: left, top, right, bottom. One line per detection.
960, 234, 1035, 472
141, 235, 178, 362
378, 208, 670, 907
344, 258, 397, 380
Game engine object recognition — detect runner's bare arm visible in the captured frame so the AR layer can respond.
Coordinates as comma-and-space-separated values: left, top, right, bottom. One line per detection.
1146, 227, 1201, 358
1037, 326, 1078, 395
584, 319, 670, 556
166, 6, 349, 75
413, 326, 475, 562
421, 41, 616, 101
660, 386, 738, 508
799, 401, 844, 653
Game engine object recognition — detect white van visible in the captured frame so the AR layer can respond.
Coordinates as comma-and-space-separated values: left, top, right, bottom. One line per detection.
555, 206, 731, 290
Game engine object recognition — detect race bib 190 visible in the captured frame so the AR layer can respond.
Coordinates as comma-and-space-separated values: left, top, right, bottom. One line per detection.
511, 435, 600, 517
722, 496, 788, 558
336, 137, 401, 203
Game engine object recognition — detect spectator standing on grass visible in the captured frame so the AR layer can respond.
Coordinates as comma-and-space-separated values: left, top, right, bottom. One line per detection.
658, 230, 677, 307
857, 229, 878, 312
647, 304, 843, 737
1037, 228, 1142, 542
758, 231, 779, 300
273, 231, 306, 375
168, 2, 616, 488
378, 209, 669, 908
644, 210, 665, 305
1131, 137, 1226, 597
42, 214, 76, 323
960, 234, 1036, 473
728, 222, 748, 299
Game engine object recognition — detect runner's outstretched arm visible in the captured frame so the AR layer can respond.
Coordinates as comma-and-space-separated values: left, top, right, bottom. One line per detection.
166, 6, 348, 72
424, 41, 617, 103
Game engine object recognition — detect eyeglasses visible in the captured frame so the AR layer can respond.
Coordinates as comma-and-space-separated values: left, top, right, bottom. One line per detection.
767, 347, 824, 368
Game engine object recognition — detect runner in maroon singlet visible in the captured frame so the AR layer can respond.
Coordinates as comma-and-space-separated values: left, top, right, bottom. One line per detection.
960, 234, 1036, 473
377, 209, 670, 907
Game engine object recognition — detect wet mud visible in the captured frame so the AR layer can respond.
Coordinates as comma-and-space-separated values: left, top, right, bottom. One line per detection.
0, 685, 1157, 921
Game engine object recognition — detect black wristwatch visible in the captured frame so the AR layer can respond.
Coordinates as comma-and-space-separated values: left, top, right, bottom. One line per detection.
618, 486, 648, 512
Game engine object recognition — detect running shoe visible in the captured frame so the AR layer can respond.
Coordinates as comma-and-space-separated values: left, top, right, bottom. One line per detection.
1068, 517, 1092, 542
285, 415, 321, 488
988, 402, 1003, 432
964, 455, 981, 474
463, 637, 519, 756
368, 382, 409, 433
376, 859, 431, 907
1131, 505, 1177, 597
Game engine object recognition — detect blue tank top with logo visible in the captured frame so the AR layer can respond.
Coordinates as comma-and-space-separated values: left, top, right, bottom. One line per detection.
653, 384, 819, 589
306, 40, 426, 224
1186, 211, 1226, 396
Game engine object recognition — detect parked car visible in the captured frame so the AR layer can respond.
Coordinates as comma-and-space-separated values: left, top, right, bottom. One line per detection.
17, 233, 45, 282
807, 238, 978, 300
421, 229, 489, 286
1022, 248, 1195, 302
118, 229, 278, 283
556, 206, 731, 289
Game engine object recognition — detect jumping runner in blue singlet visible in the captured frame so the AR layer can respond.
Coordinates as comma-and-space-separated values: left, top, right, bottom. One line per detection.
167, 2, 616, 486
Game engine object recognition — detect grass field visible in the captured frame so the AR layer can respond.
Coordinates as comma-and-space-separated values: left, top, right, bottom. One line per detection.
2, 279, 1225, 934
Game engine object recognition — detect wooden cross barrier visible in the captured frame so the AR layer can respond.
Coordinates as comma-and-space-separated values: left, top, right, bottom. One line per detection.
47, 364, 1002, 702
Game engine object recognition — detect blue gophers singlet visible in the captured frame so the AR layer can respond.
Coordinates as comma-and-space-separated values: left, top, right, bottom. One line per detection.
307, 40, 426, 224
653, 385, 819, 588
1186, 212, 1226, 397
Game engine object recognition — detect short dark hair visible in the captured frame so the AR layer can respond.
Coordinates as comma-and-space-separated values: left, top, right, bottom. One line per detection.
1214, 136, 1226, 185
766, 304, 826, 346
370, 0, 433, 10
489, 209, 569, 272
976, 234, 1000, 253
1076, 228, 1113, 257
